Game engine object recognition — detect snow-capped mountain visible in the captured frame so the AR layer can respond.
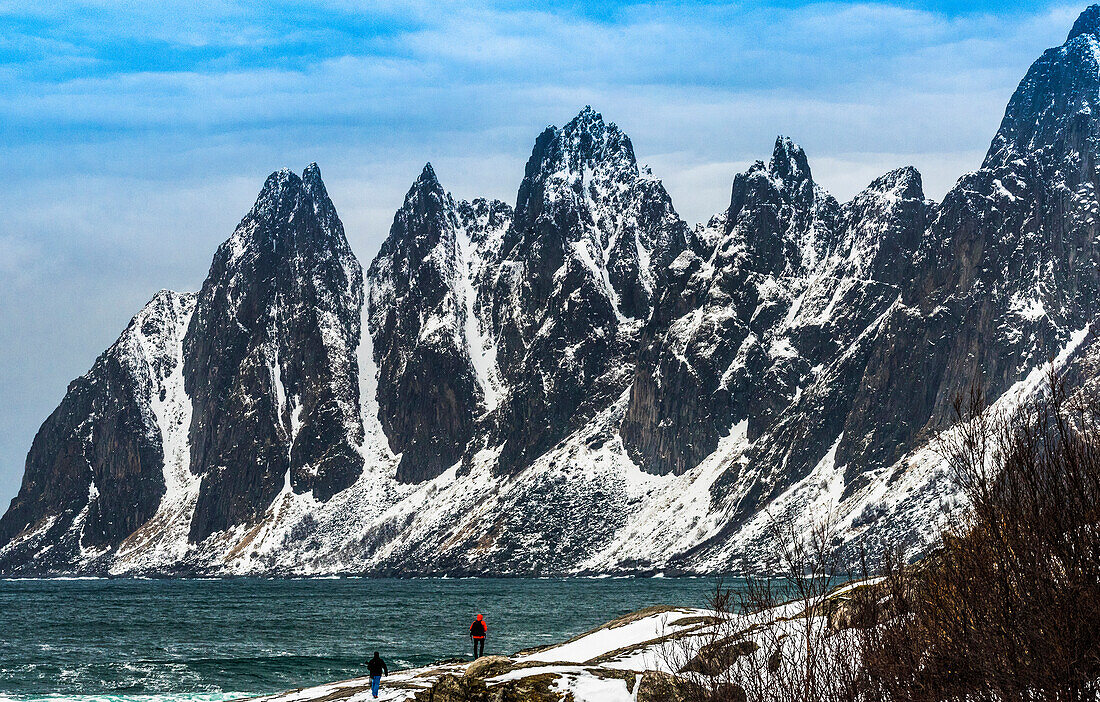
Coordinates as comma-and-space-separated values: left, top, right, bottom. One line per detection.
185, 165, 365, 542
3, 8, 1100, 576
486, 106, 689, 472
367, 164, 509, 483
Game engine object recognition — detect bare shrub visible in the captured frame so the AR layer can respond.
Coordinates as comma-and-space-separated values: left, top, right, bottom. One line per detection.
656, 577, 752, 702
861, 373, 1100, 701
663, 370, 1100, 702
661, 517, 866, 702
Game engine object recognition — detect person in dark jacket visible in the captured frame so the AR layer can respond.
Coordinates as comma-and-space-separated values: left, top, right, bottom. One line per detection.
470, 614, 487, 658
366, 651, 388, 698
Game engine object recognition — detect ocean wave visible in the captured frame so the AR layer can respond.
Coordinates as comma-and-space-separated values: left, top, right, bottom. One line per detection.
0, 694, 248, 702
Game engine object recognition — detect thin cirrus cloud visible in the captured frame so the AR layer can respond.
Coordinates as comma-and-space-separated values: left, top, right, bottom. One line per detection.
0, 0, 1083, 506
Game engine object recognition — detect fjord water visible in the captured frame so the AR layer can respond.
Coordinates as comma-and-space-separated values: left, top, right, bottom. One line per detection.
0, 577, 711, 701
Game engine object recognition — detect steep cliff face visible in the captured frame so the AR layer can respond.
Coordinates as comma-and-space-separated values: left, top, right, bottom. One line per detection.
0, 291, 194, 571
488, 107, 689, 471
184, 164, 364, 542
621, 138, 843, 476
698, 166, 933, 547
834, 15, 1100, 478
367, 165, 511, 483
4, 8, 1100, 577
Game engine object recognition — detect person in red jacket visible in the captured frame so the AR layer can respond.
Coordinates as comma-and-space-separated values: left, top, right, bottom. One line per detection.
469, 614, 487, 659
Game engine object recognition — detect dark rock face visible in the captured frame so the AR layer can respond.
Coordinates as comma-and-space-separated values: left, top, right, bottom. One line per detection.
653, 11, 1100, 566
184, 164, 364, 541
488, 107, 688, 471
366, 165, 509, 483
833, 17, 1100, 478
621, 138, 846, 476
0, 291, 194, 572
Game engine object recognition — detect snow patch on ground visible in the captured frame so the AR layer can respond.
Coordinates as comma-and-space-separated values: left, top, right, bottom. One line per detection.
253, 606, 712, 702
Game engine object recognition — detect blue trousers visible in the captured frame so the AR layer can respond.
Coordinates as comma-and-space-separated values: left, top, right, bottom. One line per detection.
371, 675, 381, 697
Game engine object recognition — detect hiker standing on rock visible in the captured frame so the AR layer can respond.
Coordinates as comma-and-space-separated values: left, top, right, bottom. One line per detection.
366, 651, 388, 698
470, 614, 487, 659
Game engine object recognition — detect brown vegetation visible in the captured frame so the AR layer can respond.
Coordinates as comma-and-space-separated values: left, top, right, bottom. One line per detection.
860, 376, 1100, 701
666, 371, 1100, 701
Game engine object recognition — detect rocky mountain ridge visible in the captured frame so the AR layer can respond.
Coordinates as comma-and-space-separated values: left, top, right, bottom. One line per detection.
2, 8, 1100, 575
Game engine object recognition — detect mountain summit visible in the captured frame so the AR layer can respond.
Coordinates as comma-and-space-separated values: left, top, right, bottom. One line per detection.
1067, 4, 1100, 41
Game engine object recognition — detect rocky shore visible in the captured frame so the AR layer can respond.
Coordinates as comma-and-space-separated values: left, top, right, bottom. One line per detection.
248, 605, 708, 702
246, 586, 851, 702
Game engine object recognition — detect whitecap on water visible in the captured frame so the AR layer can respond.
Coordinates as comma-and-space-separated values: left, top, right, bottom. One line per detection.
0, 695, 248, 702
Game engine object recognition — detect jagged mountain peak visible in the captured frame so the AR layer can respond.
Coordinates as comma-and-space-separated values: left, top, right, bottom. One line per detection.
564, 107, 634, 169
386, 165, 454, 257
768, 135, 813, 186
728, 136, 826, 234
402, 163, 446, 204
836, 165, 929, 284
218, 163, 343, 277
301, 162, 327, 201
302, 161, 322, 184
147, 287, 191, 307
571, 104, 601, 124
251, 163, 336, 211
415, 162, 439, 185
526, 106, 638, 182
250, 167, 301, 216
985, 8, 1100, 170
863, 165, 924, 201
1067, 5, 1100, 42
379, 167, 459, 254
241, 163, 344, 238
183, 156, 365, 542
301, 163, 345, 233
510, 106, 651, 249
561, 105, 615, 142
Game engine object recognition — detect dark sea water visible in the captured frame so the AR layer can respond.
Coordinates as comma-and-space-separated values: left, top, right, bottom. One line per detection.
0, 577, 715, 702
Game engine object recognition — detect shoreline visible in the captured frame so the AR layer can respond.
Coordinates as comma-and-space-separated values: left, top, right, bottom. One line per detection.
243, 582, 869, 702
246, 605, 714, 702
0, 570, 723, 581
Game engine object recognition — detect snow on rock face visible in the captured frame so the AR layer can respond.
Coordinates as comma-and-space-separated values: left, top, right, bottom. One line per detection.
0, 290, 195, 574
457, 196, 513, 412
184, 164, 365, 543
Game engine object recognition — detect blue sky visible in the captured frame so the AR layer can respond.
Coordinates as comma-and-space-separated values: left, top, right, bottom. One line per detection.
0, 0, 1087, 507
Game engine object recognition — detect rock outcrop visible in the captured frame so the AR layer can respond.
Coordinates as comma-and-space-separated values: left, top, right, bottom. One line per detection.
184, 164, 365, 541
